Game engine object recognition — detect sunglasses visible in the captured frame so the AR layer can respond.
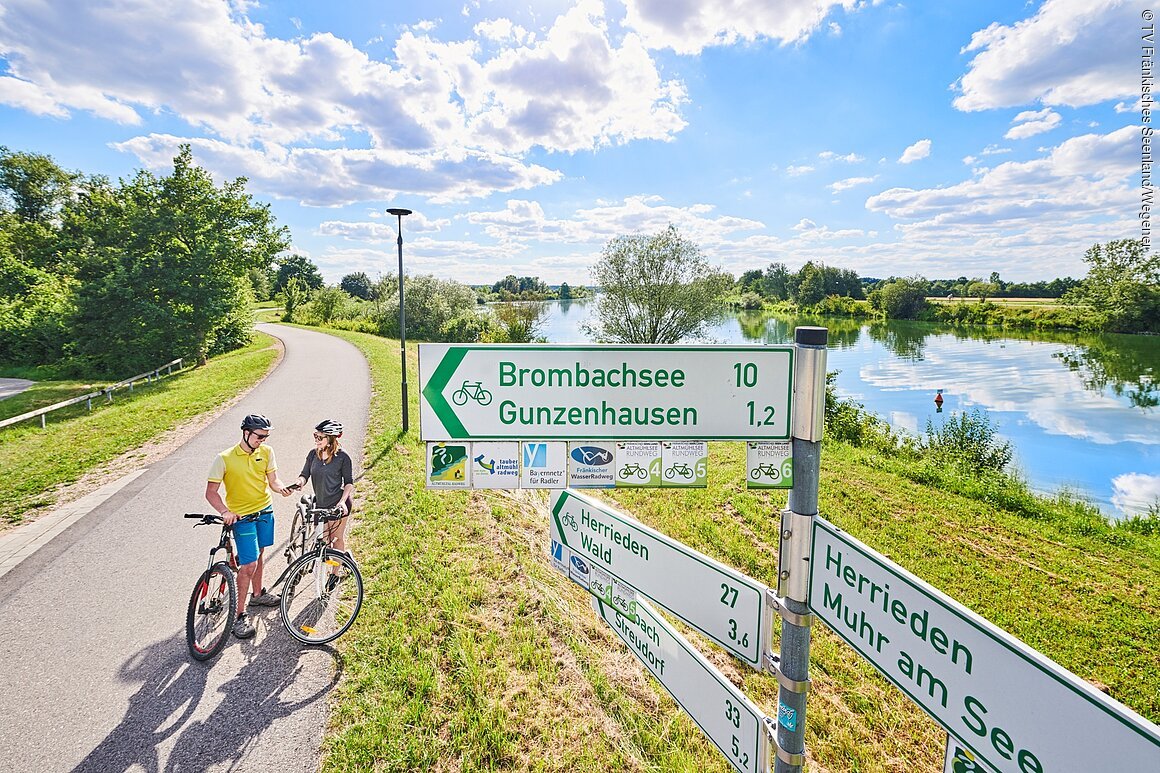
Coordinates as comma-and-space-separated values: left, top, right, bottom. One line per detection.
313, 433, 329, 441
250, 431, 270, 440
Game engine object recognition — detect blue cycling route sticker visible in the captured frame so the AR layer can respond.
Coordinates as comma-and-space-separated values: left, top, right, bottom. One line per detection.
778, 701, 798, 732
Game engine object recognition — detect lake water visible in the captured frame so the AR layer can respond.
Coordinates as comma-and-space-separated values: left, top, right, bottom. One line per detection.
535, 299, 1160, 519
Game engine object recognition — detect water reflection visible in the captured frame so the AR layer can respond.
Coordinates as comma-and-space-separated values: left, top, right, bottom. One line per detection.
534, 301, 1160, 517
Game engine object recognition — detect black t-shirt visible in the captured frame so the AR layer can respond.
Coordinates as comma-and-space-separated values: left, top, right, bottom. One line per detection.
299, 448, 354, 508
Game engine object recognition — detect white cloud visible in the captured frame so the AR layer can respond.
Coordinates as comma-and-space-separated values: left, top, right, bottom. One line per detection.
113, 135, 562, 205
1111, 473, 1160, 517
829, 176, 877, 193
786, 164, 815, 176
899, 139, 931, 164
622, 0, 861, 54
1005, 108, 1061, 140
0, 0, 688, 203
954, 0, 1137, 111
819, 150, 864, 163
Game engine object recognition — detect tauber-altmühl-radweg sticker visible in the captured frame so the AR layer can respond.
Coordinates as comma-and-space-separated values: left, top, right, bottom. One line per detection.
746, 441, 793, 489
661, 440, 708, 487
427, 442, 470, 488
470, 441, 521, 489
567, 441, 616, 487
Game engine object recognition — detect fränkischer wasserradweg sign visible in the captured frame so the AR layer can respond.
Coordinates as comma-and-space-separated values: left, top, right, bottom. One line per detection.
418, 344, 794, 441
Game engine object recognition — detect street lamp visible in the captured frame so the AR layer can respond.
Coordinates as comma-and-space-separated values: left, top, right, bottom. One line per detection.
387, 207, 413, 432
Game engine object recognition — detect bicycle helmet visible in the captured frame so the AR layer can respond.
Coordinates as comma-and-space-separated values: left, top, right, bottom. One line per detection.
315, 419, 343, 436
241, 414, 273, 431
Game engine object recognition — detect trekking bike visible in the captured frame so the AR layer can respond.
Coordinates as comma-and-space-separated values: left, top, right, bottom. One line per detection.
750, 462, 781, 480
664, 462, 693, 480
272, 496, 364, 645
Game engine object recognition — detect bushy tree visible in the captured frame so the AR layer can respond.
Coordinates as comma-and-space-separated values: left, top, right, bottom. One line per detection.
585, 224, 732, 343
792, 261, 828, 306
340, 271, 375, 300
376, 273, 480, 341
868, 277, 929, 319
65, 146, 288, 373
487, 302, 548, 343
273, 254, 323, 295
310, 285, 346, 324
1064, 239, 1160, 333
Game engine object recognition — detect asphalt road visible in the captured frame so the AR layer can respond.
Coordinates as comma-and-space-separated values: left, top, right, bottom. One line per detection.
0, 324, 371, 773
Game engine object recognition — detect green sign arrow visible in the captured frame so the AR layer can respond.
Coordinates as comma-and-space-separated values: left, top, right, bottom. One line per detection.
420, 347, 469, 438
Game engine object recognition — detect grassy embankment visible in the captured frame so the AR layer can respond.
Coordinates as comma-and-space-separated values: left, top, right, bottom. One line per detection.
318, 328, 1159, 773
0, 332, 278, 530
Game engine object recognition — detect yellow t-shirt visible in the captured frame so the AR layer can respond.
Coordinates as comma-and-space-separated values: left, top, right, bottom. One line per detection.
208, 444, 278, 516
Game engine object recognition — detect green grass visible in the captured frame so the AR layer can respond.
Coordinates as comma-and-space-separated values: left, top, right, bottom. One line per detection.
0, 333, 278, 528
319, 329, 1158, 773
0, 379, 111, 423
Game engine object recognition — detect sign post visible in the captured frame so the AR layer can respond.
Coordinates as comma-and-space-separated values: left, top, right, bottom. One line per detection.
774, 326, 828, 772
419, 344, 794, 440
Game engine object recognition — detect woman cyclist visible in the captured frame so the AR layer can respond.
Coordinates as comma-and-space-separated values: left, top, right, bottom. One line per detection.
285, 419, 355, 559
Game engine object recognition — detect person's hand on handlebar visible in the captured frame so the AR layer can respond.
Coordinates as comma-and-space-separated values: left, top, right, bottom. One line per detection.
220, 510, 239, 526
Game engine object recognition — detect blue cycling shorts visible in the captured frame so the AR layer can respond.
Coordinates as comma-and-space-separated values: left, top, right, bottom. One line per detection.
233, 507, 274, 566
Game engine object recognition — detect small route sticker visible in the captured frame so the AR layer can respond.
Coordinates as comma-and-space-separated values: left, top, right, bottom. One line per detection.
426, 442, 470, 488
615, 441, 661, 487
520, 441, 567, 488
661, 440, 708, 487
567, 441, 616, 488
470, 441, 520, 489
746, 441, 793, 489
778, 701, 797, 732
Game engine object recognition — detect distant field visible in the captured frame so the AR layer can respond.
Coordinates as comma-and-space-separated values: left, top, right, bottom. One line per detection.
927, 296, 1065, 308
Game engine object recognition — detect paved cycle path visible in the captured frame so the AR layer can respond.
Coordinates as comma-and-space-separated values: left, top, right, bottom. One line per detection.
0, 324, 371, 773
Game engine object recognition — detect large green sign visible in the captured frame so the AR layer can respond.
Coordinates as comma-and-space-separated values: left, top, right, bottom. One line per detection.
550, 488, 769, 668
594, 597, 768, 773
418, 344, 794, 440
809, 517, 1160, 772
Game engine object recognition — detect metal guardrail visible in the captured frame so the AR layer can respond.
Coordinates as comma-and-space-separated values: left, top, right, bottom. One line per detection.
0, 358, 184, 431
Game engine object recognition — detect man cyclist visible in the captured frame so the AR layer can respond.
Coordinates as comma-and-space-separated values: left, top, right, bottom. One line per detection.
205, 413, 293, 639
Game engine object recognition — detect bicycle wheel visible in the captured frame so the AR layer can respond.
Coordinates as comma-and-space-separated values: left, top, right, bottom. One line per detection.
285, 508, 307, 565
280, 549, 363, 645
186, 562, 236, 661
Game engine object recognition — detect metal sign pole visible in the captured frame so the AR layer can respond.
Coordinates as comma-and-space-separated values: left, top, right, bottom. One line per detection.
773, 326, 827, 772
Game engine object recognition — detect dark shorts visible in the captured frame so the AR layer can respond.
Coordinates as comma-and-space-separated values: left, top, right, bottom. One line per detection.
233, 507, 274, 566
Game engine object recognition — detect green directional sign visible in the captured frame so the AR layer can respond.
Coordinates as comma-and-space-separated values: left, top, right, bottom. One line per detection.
594, 596, 768, 773
810, 517, 1160, 773
418, 344, 794, 441
550, 488, 770, 668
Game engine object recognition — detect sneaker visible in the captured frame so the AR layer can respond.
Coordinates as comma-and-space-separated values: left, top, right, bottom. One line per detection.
232, 614, 256, 639
250, 589, 281, 607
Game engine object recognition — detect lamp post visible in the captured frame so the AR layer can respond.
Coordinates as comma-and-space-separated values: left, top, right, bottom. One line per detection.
387, 207, 413, 432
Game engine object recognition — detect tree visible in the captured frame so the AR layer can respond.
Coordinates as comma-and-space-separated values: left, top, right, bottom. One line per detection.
281, 277, 307, 322
310, 285, 346, 324
558, 281, 572, 300
340, 271, 375, 300
274, 254, 323, 294
585, 224, 732, 343
966, 280, 999, 302
792, 261, 827, 306
868, 277, 929, 319
66, 146, 288, 374
376, 274, 480, 341
488, 302, 548, 342
763, 262, 791, 300
1064, 239, 1160, 333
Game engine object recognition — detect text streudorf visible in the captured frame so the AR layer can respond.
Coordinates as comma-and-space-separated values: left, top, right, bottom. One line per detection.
496, 361, 698, 428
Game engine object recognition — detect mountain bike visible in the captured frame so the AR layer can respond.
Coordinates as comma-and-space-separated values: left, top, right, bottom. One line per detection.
184, 512, 252, 661
268, 498, 364, 645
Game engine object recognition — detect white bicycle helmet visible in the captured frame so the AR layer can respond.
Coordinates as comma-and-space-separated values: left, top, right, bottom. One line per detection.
315, 419, 343, 436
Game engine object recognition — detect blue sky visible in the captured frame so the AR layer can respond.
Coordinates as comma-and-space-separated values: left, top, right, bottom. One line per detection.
0, 0, 1146, 285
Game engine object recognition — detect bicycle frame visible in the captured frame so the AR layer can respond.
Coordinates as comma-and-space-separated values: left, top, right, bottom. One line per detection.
269, 505, 345, 593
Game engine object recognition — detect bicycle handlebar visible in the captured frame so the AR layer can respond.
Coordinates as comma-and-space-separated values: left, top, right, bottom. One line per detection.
183, 512, 261, 525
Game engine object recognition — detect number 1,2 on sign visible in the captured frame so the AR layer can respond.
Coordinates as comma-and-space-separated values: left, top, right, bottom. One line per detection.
746, 401, 776, 426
